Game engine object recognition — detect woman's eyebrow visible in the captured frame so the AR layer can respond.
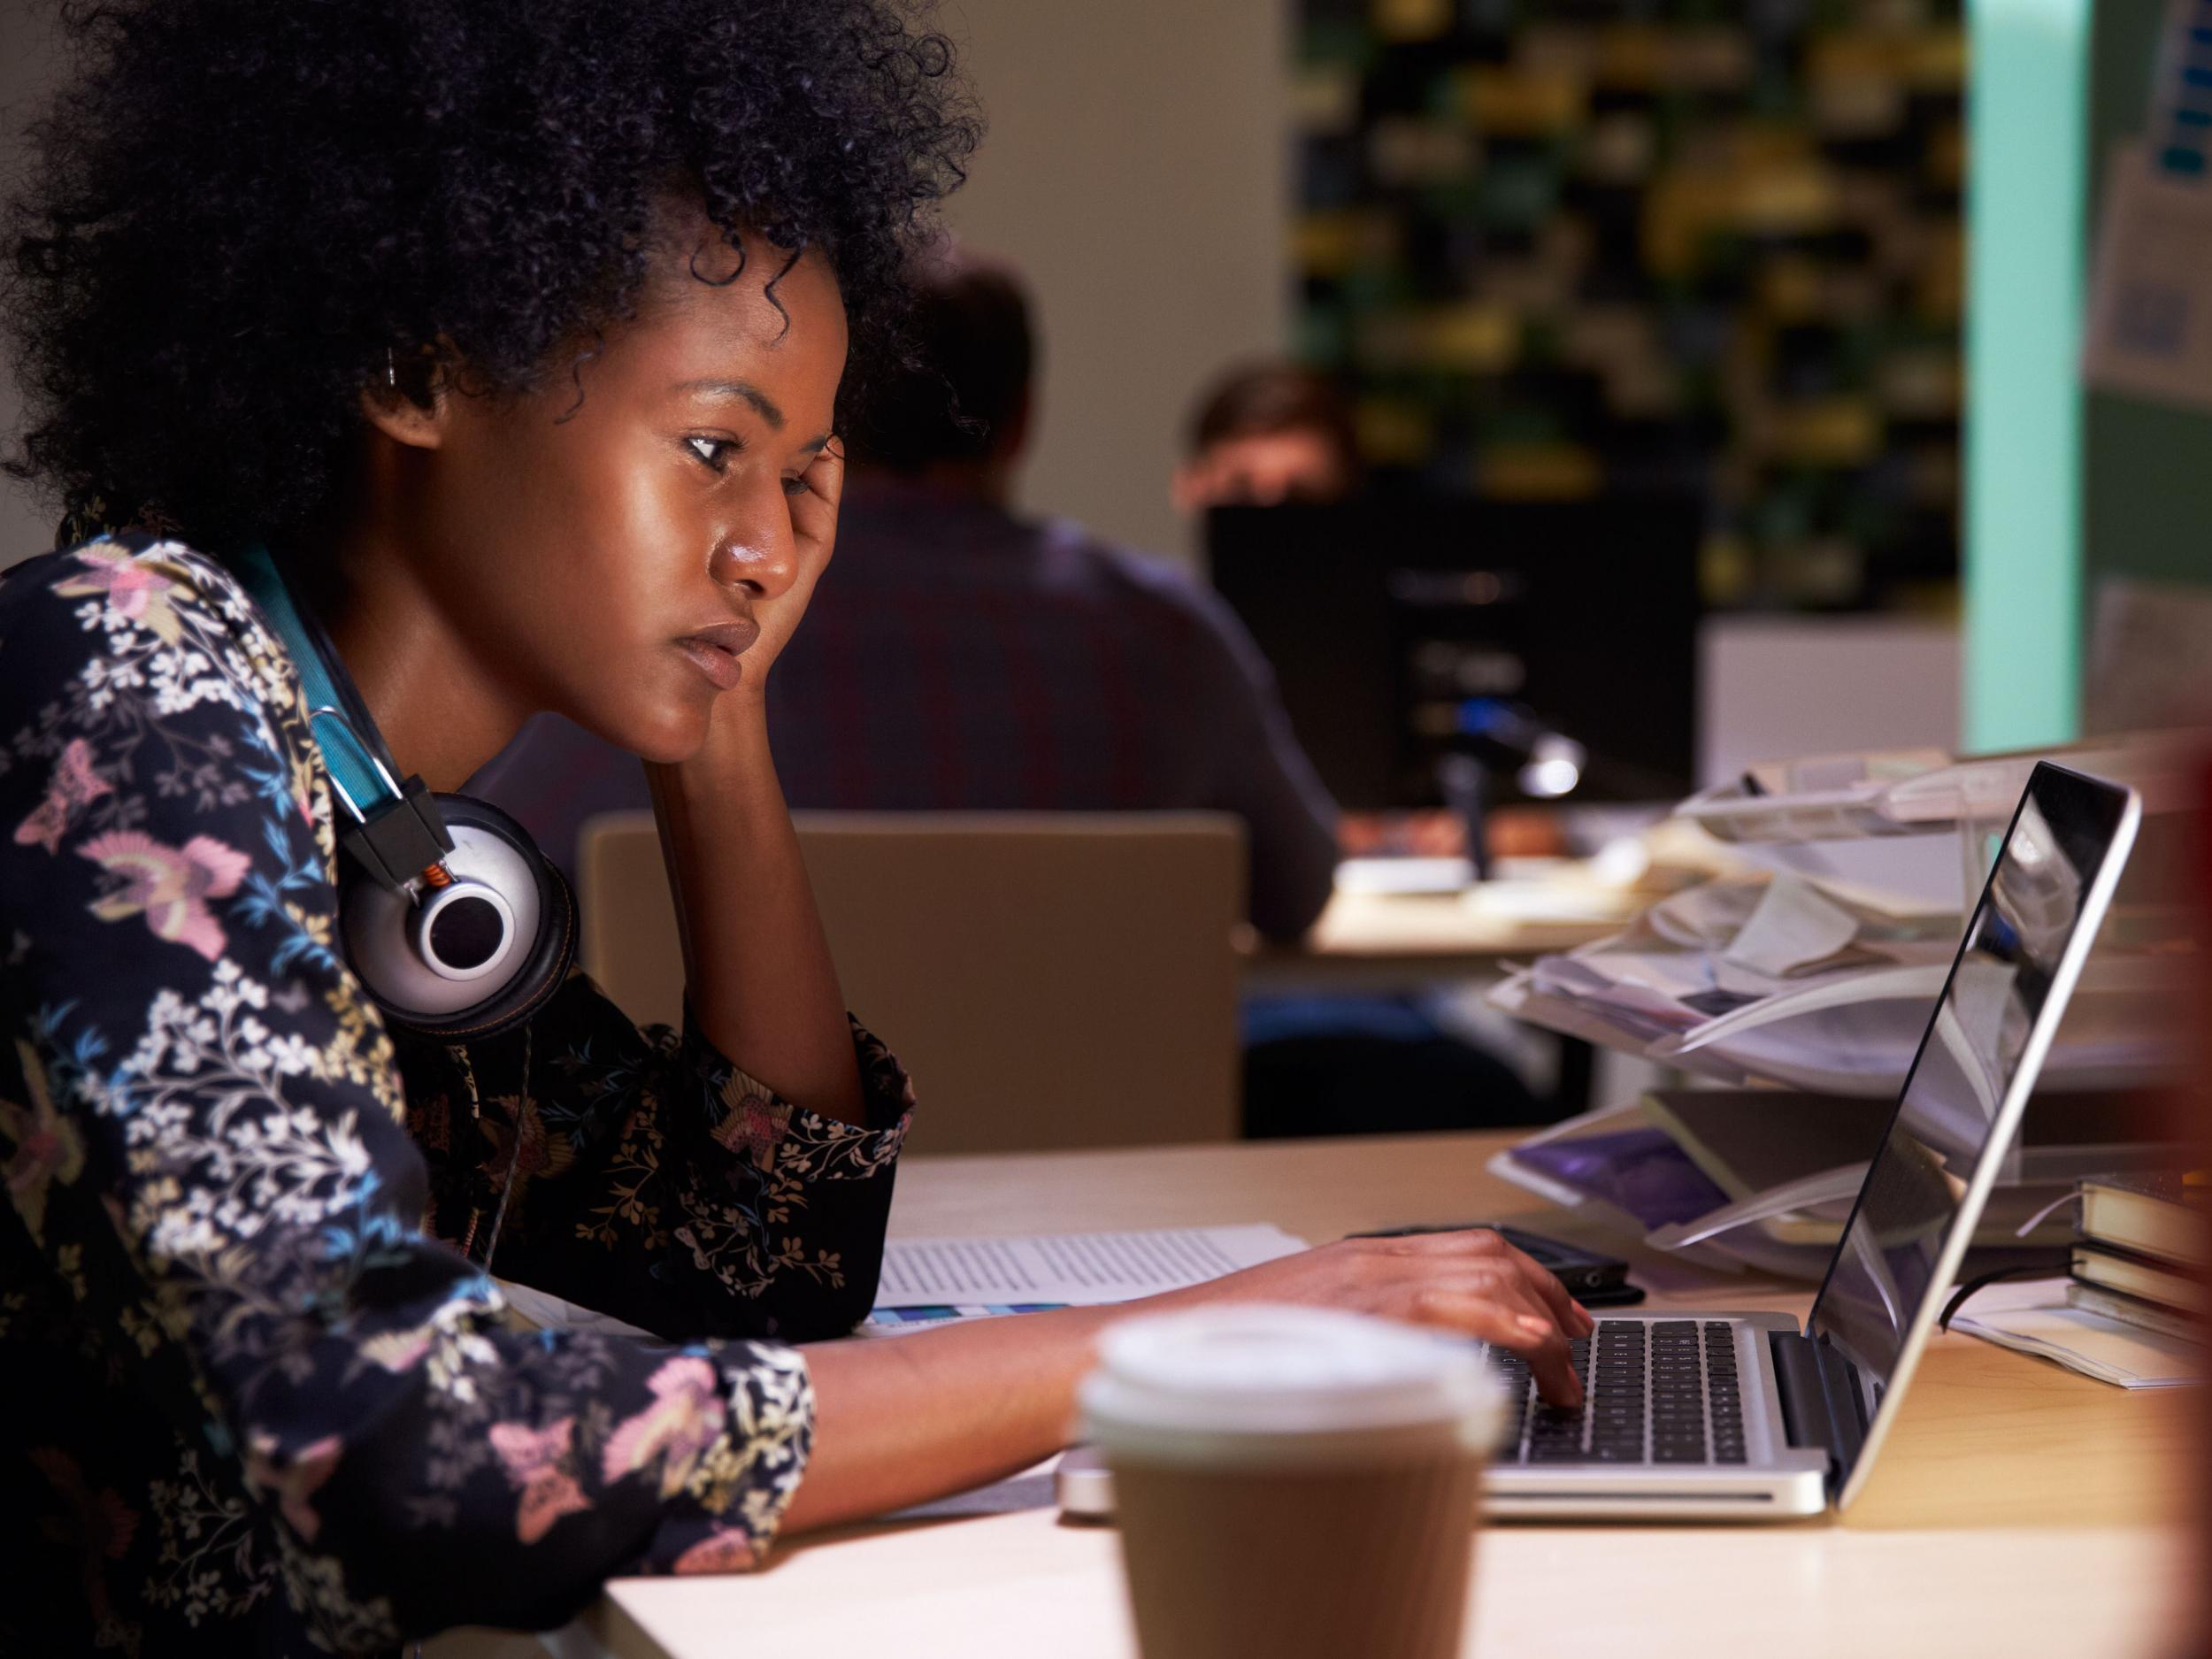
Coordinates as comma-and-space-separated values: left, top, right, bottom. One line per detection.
675, 378, 785, 430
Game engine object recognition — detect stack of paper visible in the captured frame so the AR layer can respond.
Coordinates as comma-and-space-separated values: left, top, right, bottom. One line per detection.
1952, 1278, 2201, 1389
1493, 870, 1955, 1094
864, 1225, 1309, 1333
1489, 1088, 2169, 1281
1677, 734, 2192, 845
493, 1226, 1313, 1340
1492, 869, 2177, 1097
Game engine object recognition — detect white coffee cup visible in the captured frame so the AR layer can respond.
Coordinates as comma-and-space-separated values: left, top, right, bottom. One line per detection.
1081, 1304, 1505, 1659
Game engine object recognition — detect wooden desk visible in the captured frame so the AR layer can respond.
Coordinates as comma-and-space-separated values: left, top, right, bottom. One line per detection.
434, 1133, 2199, 1659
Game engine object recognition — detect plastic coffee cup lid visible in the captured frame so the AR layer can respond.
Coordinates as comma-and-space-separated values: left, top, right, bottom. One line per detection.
1080, 1304, 1504, 1447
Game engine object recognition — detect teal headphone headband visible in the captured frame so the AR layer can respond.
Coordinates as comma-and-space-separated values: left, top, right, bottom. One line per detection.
224, 542, 577, 1040
233, 544, 400, 820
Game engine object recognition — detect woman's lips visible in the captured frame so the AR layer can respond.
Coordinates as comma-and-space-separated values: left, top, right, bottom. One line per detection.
675, 618, 760, 691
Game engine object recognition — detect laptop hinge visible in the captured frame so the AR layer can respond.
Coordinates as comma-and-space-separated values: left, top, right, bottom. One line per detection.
1768, 1330, 1868, 1491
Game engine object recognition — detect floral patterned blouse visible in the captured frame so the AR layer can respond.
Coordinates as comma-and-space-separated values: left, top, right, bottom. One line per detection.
0, 534, 917, 1655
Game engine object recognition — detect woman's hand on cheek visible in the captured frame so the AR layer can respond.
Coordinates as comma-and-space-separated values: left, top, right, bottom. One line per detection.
790, 436, 845, 569
741, 437, 845, 690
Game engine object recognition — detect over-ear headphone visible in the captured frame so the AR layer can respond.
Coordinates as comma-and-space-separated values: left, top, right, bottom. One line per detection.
234, 546, 577, 1040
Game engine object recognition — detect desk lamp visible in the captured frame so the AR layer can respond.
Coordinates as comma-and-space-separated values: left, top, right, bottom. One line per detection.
1437, 697, 1586, 879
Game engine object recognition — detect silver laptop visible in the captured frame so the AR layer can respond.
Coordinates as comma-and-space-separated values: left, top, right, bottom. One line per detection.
1060, 761, 2141, 1523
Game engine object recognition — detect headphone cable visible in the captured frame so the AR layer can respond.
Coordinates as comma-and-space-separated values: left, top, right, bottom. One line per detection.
477, 1020, 531, 1279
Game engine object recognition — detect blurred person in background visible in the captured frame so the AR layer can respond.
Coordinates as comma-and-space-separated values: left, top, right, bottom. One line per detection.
1168, 363, 1542, 1136
474, 252, 1342, 943
1173, 361, 1363, 513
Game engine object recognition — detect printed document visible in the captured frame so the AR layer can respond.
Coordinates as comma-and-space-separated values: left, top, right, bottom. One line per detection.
875, 1225, 1307, 1309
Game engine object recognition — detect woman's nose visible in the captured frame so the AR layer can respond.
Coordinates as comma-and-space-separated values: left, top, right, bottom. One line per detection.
707, 503, 799, 599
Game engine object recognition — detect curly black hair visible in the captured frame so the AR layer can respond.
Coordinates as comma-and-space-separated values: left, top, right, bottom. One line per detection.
4, 0, 979, 550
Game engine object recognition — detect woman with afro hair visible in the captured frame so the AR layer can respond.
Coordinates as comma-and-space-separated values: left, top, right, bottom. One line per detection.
0, 3, 1587, 1650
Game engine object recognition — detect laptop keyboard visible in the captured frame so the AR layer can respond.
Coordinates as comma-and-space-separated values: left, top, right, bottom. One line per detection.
1486, 1320, 1748, 1467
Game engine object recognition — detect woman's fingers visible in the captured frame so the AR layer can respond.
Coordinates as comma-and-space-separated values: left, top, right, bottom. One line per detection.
1192, 1236, 1596, 1408
1392, 1262, 1579, 1401
788, 436, 845, 564
808, 434, 846, 501
1363, 1229, 1597, 1338
1494, 1242, 1595, 1338
1412, 1288, 1583, 1407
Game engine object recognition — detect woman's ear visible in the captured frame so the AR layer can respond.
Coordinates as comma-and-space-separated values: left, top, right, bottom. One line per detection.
358, 351, 449, 450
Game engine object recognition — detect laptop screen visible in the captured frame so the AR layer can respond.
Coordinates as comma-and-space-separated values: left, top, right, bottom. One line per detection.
1805, 764, 2136, 1417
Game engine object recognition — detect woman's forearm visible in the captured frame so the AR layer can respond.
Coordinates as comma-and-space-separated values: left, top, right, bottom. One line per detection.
780, 1229, 1596, 1537
782, 1305, 1118, 1534
646, 691, 865, 1125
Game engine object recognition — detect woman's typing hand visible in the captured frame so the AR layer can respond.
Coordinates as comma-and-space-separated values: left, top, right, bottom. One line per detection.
1156, 1228, 1594, 1406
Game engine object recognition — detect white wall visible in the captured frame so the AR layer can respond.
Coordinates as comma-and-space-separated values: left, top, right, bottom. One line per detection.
937, 0, 1290, 567
1697, 616, 1962, 789
1699, 614, 1966, 908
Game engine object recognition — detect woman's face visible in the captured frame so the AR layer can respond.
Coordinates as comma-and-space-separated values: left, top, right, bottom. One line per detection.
396, 227, 849, 763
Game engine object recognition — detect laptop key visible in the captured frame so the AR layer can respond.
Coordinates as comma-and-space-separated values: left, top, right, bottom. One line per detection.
1528, 1444, 1596, 1464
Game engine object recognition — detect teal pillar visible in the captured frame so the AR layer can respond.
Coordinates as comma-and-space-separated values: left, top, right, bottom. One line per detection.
1962, 0, 2091, 752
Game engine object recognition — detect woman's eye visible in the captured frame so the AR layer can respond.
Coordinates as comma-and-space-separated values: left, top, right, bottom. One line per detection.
780, 473, 811, 498
687, 436, 737, 472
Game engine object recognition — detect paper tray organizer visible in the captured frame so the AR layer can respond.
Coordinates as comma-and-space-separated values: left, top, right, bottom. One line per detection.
1487, 737, 2190, 1276
1675, 734, 2189, 847
1493, 736, 2187, 1098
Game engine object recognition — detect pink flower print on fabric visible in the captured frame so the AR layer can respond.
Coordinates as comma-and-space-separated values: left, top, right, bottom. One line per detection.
241, 1433, 342, 1544
13, 740, 112, 856
710, 1089, 789, 1171
671, 1526, 757, 1575
602, 1356, 724, 1499
488, 1417, 591, 1545
357, 1324, 434, 1375
476, 1095, 575, 1216
76, 831, 250, 961
28, 1447, 140, 1629
50, 543, 185, 644
2, 1041, 87, 1248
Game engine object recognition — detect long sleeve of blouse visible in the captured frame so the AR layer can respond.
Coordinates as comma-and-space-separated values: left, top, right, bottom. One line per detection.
0, 535, 914, 1657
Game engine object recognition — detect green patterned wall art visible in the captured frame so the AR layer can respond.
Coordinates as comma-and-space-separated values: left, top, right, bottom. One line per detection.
1294, 0, 1966, 611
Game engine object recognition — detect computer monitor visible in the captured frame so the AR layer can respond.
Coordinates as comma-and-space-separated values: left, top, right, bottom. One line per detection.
1205, 495, 1702, 810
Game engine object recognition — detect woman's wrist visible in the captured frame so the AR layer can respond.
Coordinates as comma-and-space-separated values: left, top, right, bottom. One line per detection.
652, 687, 781, 849
786, 1302, 1118, 1535
718, 673, 773, 723
674, 681, 772, 776
648, 671, 864, 1123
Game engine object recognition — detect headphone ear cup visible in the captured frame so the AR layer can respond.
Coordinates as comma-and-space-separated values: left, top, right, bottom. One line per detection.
338, 793, 577, 1042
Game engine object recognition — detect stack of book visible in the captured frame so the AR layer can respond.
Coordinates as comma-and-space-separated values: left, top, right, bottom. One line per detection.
2068, 1173, 2207, 1345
